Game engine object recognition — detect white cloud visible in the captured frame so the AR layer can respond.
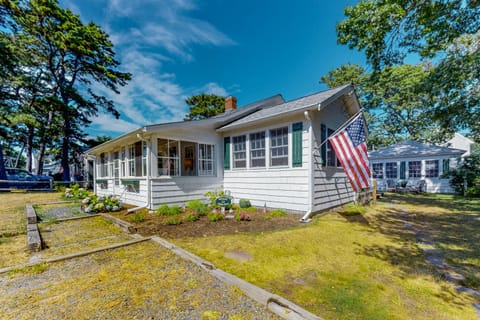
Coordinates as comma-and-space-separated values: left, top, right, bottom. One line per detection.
90, 114, 140, 133
199, 82, 229, 96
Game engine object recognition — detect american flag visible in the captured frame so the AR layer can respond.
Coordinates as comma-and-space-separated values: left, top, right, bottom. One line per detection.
328, 113, 371, 191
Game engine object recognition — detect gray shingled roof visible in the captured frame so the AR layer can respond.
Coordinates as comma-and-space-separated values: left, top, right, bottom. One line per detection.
216, 84, 353, 132
369, 140, 466, 160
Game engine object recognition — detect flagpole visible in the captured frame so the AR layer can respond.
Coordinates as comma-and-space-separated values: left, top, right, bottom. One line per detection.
314, 108, 365, 151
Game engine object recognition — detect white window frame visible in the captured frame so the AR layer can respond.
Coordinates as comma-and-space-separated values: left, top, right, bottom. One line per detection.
385, 162, 397, 179
372, 163, 384, 179
232, 135, 247, 169
425, 160, 439, 178
249, 131, 266, 168
270, 126, 289, 167
157, 139, 180, 177
198, 143, 215, 176
408, 161, 422, 178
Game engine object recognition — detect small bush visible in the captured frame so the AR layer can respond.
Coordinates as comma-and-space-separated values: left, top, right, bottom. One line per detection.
343, 204, 367, 216
239, 199, 251, 208
165, 216, 182, 225
186, 199, 208, 216
130, 212, 145, 223
207, 212, 224, 222
235, 211, 251, 221
269, 209, 287, 217
157, 204, 182, 215
185, 213, 200, 222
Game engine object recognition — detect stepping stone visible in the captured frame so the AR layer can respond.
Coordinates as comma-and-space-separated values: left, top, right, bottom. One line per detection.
423, 248, 443, 255
425, 255, 445, 268
456, 286, 480, 297
443, 270, 465, 282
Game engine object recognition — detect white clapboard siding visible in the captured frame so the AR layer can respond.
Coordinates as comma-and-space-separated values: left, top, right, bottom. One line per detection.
151, 177, 223, 209
96, 179, 148, 207
312, 167, 353, 212
224, 168, 310, 212
425, 178, 455, 193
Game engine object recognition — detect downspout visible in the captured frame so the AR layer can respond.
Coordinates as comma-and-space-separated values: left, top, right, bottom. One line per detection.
300, 111, 313, 223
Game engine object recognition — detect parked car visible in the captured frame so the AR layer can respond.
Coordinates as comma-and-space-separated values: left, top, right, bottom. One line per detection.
4, 168, 52, 189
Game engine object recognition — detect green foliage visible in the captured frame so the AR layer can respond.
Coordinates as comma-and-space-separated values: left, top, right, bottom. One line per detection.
207, 212, 224, 222
448, 148, 480, 195
186, 199, 208, 216
165, 216, 182, 225
343, 204, 367, 216
185, 213, 200, 222
269, 209, 287, 217
239, 199, 251, 208
234, 211, 251, 222
184, 94, 225, 121
335, 0, 480, 140
157, 204, 182, 216
130, 212, 145, 223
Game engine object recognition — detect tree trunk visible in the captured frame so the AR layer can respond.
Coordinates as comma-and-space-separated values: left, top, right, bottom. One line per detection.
25, 126, 34, 172
15, 144, 25, 168
36, 110, 53, 175
61, 120, 70, 182
0, 143, 7, 188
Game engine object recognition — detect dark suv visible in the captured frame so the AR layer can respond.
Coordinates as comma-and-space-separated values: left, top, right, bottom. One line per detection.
4, 168, 52, 189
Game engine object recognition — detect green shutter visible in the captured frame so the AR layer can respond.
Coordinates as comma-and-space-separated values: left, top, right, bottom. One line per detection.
400, 161, 406, 179
224, 137, 231, 169
320, 124, 327, 166
443, 159, 450, 175
292, 122, 303, 167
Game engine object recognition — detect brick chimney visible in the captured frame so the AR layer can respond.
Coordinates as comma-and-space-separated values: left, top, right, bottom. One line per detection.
225, 96, 237, 112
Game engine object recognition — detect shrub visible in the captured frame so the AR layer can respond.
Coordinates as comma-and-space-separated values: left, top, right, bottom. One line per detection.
157, 204, 182, 215
186, 199, 208, 216
269, 209, 287, 217
165, 216, 182, 225
207, 212, 224, 222
239, 199, 251, 208
130, 212, 145, 223
343, 204, 367, 216
185, 213, 200, 222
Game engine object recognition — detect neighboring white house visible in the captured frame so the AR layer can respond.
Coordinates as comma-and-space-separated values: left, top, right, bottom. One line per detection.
369, 140, 467, 193
442, 132, 475, 157
85, 84, 363, 214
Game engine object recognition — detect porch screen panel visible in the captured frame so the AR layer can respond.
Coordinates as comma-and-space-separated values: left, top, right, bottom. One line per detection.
134, 141, 142, 176
292, 122, 302, 167
198, 144, 215, 176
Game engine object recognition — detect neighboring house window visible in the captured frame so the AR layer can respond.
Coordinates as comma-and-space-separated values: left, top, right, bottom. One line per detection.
270, 126, 288, 166
113, 151, 120, 185
385, 162, 397, 179
157, 139, 180, 176
372, 163, 383, 179
408, 161, 421, 178
250, 131, 266, 168
233, 135, 247, 168
425, 160, 439, 178
442, 159, 450, 175
198, 144, 215, 176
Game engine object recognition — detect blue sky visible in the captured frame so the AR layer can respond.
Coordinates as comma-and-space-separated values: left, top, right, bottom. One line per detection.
60, 0, 364, 138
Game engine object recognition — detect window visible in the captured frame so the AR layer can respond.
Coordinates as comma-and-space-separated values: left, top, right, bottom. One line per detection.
270, 127, 288, 166
326, 128, 337, 167
113, 151, 120, 185
120, 147, 126, 177
372, 163, 383, 179
385, 162, 397, 179
99, 153, 108, 177
182, 142, 196, 176
157, 139, 179, 176
408, 161, 421, 178
250, 131, 265, 167
233, 135, 246, 168
425, 160, 439, 178
198, 144, 215, 176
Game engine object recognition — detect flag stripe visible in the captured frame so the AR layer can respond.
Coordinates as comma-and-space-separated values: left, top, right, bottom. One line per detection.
328, 113, 371, 192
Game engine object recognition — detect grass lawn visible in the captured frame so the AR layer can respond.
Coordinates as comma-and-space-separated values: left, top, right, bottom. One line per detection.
175, 193, 480, 320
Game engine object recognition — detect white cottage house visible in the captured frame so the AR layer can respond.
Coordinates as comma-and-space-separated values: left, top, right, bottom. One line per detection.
369, 140, 468, 193
85, 84, 362, 215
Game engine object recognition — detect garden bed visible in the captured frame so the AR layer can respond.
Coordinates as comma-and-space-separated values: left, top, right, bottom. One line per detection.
110, 207, 306, 239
